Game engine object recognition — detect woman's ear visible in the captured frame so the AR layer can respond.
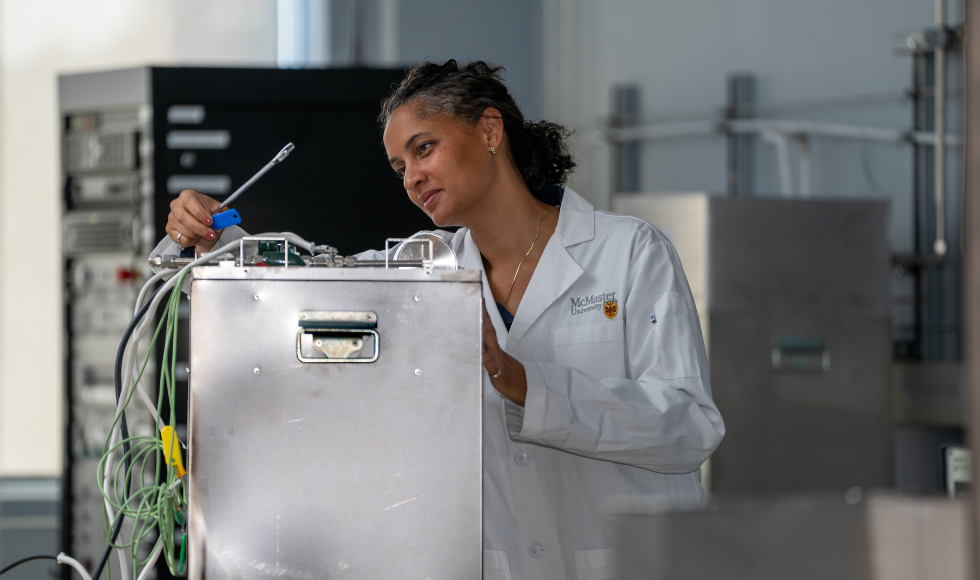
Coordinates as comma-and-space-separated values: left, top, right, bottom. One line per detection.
481, 107, 504, 150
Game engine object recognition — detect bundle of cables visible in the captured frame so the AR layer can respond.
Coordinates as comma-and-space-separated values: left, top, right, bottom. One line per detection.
0, 233, 313, 580
96, 233, 313, 580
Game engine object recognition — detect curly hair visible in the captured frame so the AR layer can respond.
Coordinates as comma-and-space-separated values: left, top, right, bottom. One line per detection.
380, 60, 576, 194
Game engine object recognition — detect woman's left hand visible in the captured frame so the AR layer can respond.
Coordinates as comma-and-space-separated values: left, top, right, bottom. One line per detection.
483, 302, 528, 406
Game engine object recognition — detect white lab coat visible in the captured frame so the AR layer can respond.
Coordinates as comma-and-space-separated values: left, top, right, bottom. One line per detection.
149, 187, 725, 580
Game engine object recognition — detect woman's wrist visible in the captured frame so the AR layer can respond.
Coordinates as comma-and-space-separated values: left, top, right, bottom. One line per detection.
491, 354, 528, 407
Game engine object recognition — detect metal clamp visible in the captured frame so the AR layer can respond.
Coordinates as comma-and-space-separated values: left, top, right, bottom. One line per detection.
384, 238, 434, 271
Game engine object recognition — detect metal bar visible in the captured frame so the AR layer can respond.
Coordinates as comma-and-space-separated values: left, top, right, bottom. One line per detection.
607, 118, 962, 146
963, 0, 980, 573
354, 260, 427, 268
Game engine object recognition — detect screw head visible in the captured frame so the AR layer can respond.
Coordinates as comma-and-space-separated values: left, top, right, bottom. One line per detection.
414, 295, 421, 302
253, 294, 260, 300
253, 367, 260, 375
314, 339, 323, 348
414, 369, 421, 375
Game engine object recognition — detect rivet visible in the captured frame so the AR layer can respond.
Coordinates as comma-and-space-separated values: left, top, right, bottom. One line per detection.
414, 369, 421, 375
253, 294, 260, 300
253, 367, 260, 374
414, 295, 421, 302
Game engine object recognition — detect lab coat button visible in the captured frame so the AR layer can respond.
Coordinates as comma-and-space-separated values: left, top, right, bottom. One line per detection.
514, 452, 531, 465
528, 543, 545, 558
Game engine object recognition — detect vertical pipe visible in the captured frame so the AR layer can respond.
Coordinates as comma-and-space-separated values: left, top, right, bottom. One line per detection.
611, 85, 641, 193
912, 54, 924, 359
963, 0, 980, 575
726, 77, 738, 196
726, 74, 755, 196
934, 0, 948, 256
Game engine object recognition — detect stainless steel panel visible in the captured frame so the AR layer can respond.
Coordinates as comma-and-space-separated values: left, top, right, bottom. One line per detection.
613, 493, 969, 580
709, 197, 891, 317
710, 315, 893, 492
188, 267, 483, 579
614, 193, 892, 494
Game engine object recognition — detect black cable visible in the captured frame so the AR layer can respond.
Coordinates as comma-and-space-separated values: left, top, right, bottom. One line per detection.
91, 284, 162, 580
0, 555, 58, 576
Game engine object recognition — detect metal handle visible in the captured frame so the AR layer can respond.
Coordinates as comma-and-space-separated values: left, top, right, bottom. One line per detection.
771, 335, 830, 373
297, 329, 379, 363
296, 311, 379, 363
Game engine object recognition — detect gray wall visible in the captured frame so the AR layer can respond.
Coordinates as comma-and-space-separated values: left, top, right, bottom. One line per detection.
327, 0, 544, 120
397, 0, 544, 121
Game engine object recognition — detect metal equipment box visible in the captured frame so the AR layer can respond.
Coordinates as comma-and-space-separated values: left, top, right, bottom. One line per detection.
187, 266, 484, 579
614, 193, 893, 493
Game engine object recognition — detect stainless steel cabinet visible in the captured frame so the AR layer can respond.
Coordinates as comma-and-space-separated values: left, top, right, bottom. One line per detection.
187, 267, 483, 579
614, 193, 892, 493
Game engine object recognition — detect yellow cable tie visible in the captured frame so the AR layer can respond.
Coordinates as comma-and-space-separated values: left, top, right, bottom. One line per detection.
161, 426, 186, 478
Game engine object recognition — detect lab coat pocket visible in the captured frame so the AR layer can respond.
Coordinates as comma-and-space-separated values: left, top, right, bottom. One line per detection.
554, 321, 626, 379
654, 291, 702, 379
573, 548, 616, 580
483, 549, 513, 580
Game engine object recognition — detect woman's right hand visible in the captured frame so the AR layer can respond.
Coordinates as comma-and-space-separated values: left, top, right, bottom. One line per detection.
166, 189, 222, 253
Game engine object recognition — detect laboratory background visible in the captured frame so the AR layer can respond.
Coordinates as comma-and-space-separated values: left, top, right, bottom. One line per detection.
0, 0, 979, 578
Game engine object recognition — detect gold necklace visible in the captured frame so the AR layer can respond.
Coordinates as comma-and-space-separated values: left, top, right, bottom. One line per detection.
506, 208, 550, 301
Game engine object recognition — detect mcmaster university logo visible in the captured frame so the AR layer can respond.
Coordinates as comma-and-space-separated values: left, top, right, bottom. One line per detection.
570, 291, 617, 319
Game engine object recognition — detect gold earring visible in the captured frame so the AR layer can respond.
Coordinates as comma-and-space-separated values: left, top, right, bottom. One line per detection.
490, 146, 496, 155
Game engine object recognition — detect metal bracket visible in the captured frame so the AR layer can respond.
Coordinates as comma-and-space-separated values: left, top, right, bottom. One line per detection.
239, 236, 291, 268
385, 238, 434, 272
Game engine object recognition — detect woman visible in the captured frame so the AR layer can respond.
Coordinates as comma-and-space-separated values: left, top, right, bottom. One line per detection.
157, 60, 724, 580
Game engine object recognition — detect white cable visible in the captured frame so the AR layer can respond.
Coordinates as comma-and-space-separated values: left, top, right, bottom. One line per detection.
125, 271, 173, 428
57, 553, 94, 580
276, 231, 314, 252
136, 541, 164, 580
116, 546, 130, 580
135, 271, 170, 316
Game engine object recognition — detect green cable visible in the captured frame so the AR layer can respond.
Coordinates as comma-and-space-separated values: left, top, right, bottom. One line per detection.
178, 532, 187, 574
98, 272, 193, 577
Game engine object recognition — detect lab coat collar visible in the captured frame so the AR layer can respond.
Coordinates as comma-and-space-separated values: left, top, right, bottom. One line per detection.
460, 187, 593, 348
554, 187, 596, 247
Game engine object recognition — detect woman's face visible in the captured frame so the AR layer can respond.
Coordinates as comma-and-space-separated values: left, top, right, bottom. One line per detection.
383, 102, 500, 228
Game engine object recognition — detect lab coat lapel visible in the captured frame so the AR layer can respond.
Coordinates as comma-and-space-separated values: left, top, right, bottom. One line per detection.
507, 188, 595, 346
461, 230, 511, 348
